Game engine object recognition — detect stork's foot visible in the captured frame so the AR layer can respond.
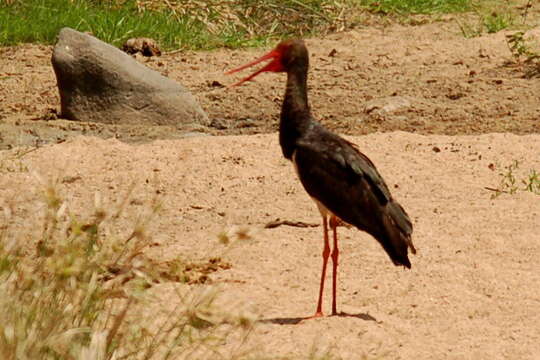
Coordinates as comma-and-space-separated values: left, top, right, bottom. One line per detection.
303, 310, 339, 320
304, 311, 324, 320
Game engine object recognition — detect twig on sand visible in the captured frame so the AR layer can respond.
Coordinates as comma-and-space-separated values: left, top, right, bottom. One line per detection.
264, 219, 319, 229
484, 186, 507, 194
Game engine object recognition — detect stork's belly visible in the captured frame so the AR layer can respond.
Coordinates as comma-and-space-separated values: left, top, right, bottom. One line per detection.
312, 198, 352, 228
291, 150, 350, 227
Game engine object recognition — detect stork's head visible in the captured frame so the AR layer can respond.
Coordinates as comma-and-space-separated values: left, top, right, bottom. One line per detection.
226, 39, 309, 87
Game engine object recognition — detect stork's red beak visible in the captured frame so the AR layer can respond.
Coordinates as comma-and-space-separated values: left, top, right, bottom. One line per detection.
226, 49, 284, 87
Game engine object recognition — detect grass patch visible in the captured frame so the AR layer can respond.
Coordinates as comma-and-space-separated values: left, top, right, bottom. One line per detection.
457, 12, 514, 38
0, 0, 529, 49
0, 0, 351, 50
483, 11, 514, 33
0, 0, 491, 50
360, 0, 472, 15
0, 0, 225, 49
456, 0, 536, 38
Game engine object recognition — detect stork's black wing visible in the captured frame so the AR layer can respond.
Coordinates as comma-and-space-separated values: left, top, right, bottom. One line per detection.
293, 128, 415, 268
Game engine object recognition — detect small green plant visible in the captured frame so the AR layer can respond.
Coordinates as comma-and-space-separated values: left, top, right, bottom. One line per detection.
506, 31, 540, 78
507, 31, 538, 60
523, 169, 540, 195
457, 9, 514, 38
483, 12, 513, 33
489, 160, 540, 198
500, 159, 519, 195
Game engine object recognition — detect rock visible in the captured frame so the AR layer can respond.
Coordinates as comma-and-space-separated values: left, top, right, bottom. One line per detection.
122, 37, 161, 57
51, 28, 209, 127
364, 96, 412, 115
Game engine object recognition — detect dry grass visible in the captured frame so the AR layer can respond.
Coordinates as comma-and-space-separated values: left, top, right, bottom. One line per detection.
0, 175, 255, 359
136, 0, 354, 42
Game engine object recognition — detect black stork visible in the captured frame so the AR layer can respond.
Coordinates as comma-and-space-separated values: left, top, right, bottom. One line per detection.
227, 39, 416, 317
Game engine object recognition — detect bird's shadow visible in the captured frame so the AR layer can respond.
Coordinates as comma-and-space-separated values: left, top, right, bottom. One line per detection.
259, 312, 378, 325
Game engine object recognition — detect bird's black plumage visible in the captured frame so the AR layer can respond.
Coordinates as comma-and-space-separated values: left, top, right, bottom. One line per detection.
276, 39, 415, 268
292, 122, 415, 267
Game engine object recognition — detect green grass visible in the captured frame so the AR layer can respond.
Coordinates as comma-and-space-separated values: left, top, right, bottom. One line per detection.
0, 0, 242, 49
359, 0, 472, 15
0, 0, 482, 50
0, 0, 529, 49
483, 11, 514, 33
0, 0, 349, 50
456, 1, 522, 38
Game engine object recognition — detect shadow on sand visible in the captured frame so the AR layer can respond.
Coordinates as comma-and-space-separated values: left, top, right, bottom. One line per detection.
260, 312, 378, 325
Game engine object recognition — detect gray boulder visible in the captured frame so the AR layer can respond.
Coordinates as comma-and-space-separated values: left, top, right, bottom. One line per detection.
51, 28, 209, 127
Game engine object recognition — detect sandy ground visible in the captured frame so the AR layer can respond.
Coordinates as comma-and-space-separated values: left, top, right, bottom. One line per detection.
1, 21, 540, 149
1, 132, 539, 359
1, 20, 540, 359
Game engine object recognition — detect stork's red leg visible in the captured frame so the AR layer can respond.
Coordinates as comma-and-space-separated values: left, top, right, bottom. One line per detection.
329, 216, 340, 316
313, 216, 330, 317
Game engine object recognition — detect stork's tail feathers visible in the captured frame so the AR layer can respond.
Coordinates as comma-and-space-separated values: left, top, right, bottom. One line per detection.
381, 200, 415, 269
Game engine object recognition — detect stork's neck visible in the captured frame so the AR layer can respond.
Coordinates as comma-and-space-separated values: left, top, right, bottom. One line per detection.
280, 68, 311, 159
